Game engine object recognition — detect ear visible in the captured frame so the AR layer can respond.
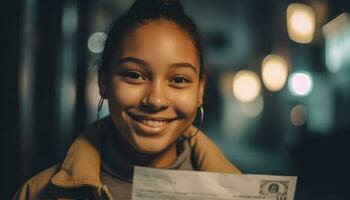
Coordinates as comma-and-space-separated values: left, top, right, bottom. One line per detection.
198, 74, 206, 106
98, 70, 109, 99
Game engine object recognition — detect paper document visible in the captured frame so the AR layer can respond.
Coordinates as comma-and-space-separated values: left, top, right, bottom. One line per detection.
132, 166, 297, 200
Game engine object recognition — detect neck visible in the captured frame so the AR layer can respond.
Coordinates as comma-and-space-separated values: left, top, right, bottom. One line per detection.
116, 134, 178, 168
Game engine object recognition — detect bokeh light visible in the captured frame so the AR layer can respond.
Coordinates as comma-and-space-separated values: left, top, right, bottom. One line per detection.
288, 72, 313, 96
262, 54, 289, 91
323, 13, 350, 73
233, 70, 261, 102
87, 32, 107, 54
290, 104, 308, 126
287, 3, 316, 44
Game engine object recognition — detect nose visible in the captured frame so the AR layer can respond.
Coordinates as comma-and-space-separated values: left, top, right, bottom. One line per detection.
141, 80, 169, 112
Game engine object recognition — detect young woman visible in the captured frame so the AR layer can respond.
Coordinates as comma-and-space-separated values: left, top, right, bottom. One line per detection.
14, 0, 240, 199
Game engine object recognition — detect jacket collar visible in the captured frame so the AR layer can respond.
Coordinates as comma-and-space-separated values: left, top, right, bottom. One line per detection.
50, 116, 241, 189
51, 121, 103, 188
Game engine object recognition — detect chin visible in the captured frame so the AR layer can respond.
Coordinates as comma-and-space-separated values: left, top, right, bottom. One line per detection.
134, 146, 164, 155
131, 136, 174, 155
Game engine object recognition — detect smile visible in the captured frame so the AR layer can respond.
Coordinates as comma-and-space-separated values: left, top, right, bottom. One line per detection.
137, 119, 169, 128
127, 113, 175, 129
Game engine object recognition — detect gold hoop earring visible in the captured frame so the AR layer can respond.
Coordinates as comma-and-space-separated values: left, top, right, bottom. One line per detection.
186, 106, 204, 139
97, 97, 104, 131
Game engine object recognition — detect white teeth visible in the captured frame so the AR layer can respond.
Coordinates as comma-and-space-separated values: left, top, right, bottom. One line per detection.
140, 119, 168, 127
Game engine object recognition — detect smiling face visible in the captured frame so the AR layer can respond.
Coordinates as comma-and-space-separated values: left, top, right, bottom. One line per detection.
103, 19, 205, 160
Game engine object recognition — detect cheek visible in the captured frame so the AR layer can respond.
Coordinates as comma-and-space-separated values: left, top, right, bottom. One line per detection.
170, 89, 199, 117
109, 80, 144, 110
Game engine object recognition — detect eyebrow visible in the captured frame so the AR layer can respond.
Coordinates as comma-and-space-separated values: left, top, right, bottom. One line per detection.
118, 57, 148, 67
171, 62, 197, 73
118, 57, 197, 73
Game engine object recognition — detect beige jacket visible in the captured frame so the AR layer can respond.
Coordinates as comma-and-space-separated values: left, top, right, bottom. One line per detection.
14, 120, 241, 199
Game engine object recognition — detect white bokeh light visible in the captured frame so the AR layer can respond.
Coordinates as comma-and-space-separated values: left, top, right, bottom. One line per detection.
87, 32, 107, 54
288, 72, 313, 96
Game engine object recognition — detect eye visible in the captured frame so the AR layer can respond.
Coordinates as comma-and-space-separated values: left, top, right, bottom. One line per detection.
121, 71, 146, 83
125, 71, 143, 79
172, 77, 190, 83
169, 76, 193, 88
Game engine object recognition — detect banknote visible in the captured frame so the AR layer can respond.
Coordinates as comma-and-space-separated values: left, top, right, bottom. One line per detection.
132, 166, 297, 200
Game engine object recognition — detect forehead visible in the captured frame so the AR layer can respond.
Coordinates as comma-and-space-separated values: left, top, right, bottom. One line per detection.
119, 19, 200, 70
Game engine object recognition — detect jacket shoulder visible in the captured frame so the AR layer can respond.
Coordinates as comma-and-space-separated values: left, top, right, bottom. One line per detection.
13, 164, 61, 200
189, 127, 241, 174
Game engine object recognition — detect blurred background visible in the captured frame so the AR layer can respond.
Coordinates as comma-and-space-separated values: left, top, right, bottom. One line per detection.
1, 0, 350, 199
